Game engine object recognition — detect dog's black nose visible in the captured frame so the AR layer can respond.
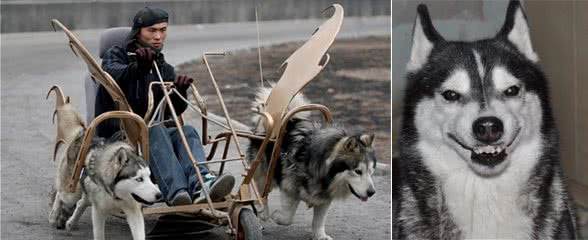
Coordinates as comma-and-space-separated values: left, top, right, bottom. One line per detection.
367, 188, 376, 197
155, 193, 163, 201
473, 117, 503, 143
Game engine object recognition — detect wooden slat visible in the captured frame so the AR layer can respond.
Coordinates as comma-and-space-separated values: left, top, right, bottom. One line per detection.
263, 4, 343, 138
143, 202, 230, 215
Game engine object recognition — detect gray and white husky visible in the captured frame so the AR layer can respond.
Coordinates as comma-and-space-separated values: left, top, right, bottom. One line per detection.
248, 87, 377, 240
47, 86, 161, 240
394, 1, 578, 239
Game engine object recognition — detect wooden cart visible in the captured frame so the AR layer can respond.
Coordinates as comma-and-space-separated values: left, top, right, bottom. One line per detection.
51, 4, 343, 239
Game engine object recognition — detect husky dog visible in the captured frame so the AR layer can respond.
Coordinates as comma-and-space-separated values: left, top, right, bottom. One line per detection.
47, 85, 162, 240
394, 1, 577, 239
248, 87, 377, 240
65, 139, 162, 240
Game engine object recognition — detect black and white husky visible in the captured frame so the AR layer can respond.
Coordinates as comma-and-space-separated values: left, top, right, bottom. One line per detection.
65, 139, 162, 240
394, 1, 578, 239
248, 87, 378, 240
47, 86, 161, 240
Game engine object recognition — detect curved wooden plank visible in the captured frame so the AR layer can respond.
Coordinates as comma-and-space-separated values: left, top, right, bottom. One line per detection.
263, 4, 343, 138
69, 111, 149, 192
52, 19, 143, 145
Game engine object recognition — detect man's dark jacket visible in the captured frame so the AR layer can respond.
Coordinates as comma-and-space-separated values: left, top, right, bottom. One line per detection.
95, 40, 188, 138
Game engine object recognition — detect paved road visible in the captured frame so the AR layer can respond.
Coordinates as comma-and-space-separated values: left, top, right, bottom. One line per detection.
1, 16, 390, 239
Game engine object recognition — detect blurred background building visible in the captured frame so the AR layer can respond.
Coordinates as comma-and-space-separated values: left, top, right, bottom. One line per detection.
1, 0, 390, 33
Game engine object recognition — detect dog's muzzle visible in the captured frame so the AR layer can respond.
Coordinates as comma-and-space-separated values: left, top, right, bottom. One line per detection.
132, 193, 158, 205
448, 128, 520, 167
348, 184, 375, 202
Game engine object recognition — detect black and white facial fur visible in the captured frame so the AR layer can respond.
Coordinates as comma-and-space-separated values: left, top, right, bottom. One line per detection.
394, 1, 577, 239
65, 142, 161, 240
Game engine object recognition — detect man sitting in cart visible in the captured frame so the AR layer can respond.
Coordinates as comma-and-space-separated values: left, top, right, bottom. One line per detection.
95, 7, 235, 206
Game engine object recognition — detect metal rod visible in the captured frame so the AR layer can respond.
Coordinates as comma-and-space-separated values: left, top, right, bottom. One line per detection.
196, 157, 243, 165
152, 61, 223, 219
255, 5, 265, 88
202, 52, 245, 157
218, 134, 232, 175
143, 201, 230, 215
187, 84, 210, 145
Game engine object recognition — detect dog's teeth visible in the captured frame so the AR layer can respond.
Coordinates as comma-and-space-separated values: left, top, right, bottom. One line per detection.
484, 146, 493, 153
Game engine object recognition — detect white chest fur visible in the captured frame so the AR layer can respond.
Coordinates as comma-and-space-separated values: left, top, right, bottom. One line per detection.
442, 168, 532, 239
418, 137, 542, 239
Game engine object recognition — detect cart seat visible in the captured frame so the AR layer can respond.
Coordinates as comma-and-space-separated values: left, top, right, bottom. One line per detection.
85, 27, 131, 124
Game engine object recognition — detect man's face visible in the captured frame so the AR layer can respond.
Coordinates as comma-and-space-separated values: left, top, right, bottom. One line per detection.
138, 22, 168, 49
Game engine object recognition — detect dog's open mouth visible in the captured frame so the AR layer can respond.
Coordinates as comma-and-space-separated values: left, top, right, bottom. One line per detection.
348, 184, 369, 202
448, 128, 520, 167
132, 193, 155, 205
470, 146, 508, 167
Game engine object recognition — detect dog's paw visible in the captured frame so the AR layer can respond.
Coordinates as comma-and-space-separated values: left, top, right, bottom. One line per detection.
65, 219, 75, 231
258, 207, 270, 221
48, 210, 57, 224
48, 209, 65, 229
313, 235, 333, 240
55, 218, 66, 229
65, 218, 77, 232
271, 210, 292, 225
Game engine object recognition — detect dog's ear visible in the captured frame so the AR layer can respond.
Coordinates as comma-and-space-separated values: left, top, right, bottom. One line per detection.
115, 147, 129, 166
496, 0, 538, 62
344, 137, 359, 153
360, 134, 375, 147
407, 4, 444, 72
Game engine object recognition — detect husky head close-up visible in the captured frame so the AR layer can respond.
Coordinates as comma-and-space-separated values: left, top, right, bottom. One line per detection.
85, 142, 162, 205
327, 132, 377, 201
401, 0, 555, 177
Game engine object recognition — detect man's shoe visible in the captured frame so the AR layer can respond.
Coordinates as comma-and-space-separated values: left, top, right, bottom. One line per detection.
168, 191, 191, 206
193, 174, 235, 204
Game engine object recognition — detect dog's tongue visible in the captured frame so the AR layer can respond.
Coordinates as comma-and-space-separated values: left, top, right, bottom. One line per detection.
361, 196, 368, 202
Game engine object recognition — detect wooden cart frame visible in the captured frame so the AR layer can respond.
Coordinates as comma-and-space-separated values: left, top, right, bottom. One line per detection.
51, 4, 343, 239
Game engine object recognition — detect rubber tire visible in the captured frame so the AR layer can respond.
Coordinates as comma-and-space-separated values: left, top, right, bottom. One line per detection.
238, 208, 263, 240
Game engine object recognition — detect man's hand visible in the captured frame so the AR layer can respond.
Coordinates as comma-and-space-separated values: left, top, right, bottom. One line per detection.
135, 47, 154, 71
174, 75, 194, 91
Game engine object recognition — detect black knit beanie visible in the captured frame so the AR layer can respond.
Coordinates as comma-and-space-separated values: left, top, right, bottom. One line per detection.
126, 7, 169, 40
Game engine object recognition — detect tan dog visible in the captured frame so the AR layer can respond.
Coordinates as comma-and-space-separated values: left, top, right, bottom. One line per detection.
46, 85, 86, 229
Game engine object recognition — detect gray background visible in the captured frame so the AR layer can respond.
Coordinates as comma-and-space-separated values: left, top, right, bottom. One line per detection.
2, 0, 390, 33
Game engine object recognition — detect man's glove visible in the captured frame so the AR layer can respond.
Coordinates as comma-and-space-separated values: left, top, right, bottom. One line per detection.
174, 75, 194, 92
135, 47, 154, 72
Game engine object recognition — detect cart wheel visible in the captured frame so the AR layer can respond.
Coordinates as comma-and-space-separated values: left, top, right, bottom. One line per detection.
237, 208, 263, 240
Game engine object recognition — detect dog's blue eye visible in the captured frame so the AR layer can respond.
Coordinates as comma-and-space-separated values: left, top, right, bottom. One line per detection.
504, 86, 520, 97
442, 90, 461, 101
354, 169, 362, 175
136, 177, 143, 182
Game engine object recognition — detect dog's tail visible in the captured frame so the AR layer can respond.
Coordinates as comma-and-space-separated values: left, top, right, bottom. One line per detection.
251, 85, 312, 127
